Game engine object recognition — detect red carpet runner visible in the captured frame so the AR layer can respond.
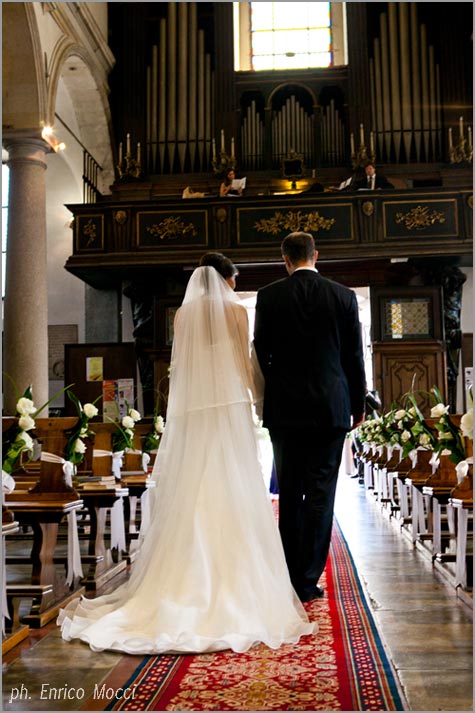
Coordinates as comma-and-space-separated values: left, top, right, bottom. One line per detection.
87, 519, 406, 711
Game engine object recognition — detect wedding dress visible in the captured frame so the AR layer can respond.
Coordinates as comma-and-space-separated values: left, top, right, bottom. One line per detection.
58, 267, 316, 654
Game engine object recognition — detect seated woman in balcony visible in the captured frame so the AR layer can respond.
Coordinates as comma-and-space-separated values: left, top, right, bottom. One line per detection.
220, 168, 245, 197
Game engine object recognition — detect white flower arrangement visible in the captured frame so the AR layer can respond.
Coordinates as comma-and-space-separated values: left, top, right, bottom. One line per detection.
2, 387, 38, 474
112, 407, 142, 453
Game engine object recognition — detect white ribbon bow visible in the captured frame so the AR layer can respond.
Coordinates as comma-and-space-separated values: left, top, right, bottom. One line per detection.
408, 449, 418, 469
429, 452, 440, 473
91, 449, 125, 551
39, 452, 83, 585
142, 452, 150, 474
2, 470, 16, 495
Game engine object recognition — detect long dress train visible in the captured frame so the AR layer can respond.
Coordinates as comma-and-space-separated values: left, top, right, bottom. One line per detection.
58, 267, 316, 654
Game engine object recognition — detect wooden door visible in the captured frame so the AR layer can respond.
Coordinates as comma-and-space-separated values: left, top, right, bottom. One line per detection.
370, 286, 447, 413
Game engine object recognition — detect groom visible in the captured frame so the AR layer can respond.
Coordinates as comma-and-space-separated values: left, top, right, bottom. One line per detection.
254, 232, 366, 602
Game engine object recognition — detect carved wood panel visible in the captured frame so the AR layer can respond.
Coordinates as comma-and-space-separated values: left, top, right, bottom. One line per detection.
372, 341, 447, 414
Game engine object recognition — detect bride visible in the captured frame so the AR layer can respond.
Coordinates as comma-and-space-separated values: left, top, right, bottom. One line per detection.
58, 253, 316, 654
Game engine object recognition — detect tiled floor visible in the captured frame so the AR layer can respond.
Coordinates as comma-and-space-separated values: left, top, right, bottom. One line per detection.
3, 475, 473, 712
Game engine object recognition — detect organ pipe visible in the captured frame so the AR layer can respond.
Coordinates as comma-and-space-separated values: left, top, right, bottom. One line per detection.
429, 45, 437, 160
420, 24, 430, 158
158, 22, 166, 172
399, 2, 412, 161
380, 13, 392, 160
177, 2, 188, 171
167, 2, 177, 170
388, 3, 402, 161
410, 3, 421, 160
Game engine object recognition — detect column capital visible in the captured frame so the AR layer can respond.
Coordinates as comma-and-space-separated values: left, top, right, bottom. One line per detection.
3, 130, 51, 169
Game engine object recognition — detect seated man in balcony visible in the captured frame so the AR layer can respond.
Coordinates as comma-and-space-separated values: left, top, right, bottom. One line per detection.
355, 161, 394, 190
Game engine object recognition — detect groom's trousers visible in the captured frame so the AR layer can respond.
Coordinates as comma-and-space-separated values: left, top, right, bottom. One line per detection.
269, 427, 346, 598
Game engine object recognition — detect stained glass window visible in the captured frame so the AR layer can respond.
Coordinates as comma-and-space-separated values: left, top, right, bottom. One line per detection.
250, 2, 332, 70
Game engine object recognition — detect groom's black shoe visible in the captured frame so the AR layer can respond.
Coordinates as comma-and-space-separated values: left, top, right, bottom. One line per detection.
300, 585, 324, 603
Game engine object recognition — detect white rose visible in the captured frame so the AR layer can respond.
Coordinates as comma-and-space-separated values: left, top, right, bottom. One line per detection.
16, 431, 33, 450
430, 403, 449, 418
122, 416, 135, 429
154, 415, 165, 434
438, 431, 452, 441
79, 427, 88, 437
18, 415, 35, 431
401, 430, 411, 443
125, 428, 134, 437
419, 433, 431, 446
460, 409, 473, 439
129, 408, 141, 422
408, 407, 417, 417
16, 397, 36, 416
83, 403, 98, 418
74, 438, 87, 454
395, 409, 406, 421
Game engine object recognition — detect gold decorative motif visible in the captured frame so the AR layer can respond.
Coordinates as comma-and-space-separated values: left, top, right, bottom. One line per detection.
395, 205, 446, 231
215, 207, 227, 223
114, 210, 128, 225
468, 194, 473, 210
362, 201, 374, 217
82, 219, 97, 247
146, 216, 197, 240
254, 210, 335, 235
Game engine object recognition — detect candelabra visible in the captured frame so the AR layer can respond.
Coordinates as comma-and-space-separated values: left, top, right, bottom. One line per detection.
211, 151, 236, 176
448, 118, 472, 164
350, 124, 376, 169
117, 134, 143, 181
211, 130, 236, 176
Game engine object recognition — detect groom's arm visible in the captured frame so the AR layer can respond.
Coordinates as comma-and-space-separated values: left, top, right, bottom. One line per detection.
253, 290, 271, 378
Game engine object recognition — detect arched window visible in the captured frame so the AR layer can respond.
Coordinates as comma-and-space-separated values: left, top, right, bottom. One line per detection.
234, 2, 347, 71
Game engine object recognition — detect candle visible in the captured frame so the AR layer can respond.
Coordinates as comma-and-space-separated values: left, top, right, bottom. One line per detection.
359, 123, 364, 146
459, 116, 464, 139
370, 131, 375, 155
350, 132, 355, 156
448, 127, 453, 151
212, 138, 216, 161
118, 142, 123, 164
220, 129, 225, 152
231, 137, 235, 158
468, 127, 472, 150
126, 133, 131, 154
137, 142, 141, 163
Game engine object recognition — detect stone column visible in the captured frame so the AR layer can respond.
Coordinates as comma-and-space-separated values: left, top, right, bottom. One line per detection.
3, 135, 49, 414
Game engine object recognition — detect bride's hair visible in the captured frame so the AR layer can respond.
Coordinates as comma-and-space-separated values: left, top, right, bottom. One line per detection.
199, 252, 238, 279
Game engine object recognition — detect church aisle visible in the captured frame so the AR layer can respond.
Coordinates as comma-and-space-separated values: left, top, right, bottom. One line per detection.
335, 474, 473, 712
3, 473, 472, 712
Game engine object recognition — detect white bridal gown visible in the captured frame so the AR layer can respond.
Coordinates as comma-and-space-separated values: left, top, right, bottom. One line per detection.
58, 267, 316, 654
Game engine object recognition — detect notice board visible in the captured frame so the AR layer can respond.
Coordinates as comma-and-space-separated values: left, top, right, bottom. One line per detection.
64, 343, 136, 420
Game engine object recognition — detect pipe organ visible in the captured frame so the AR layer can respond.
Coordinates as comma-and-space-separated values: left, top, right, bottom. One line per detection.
109, 2, 470, 177
370, 3, 442, 163
270, 95, 314, 170
145, 2, 213, 174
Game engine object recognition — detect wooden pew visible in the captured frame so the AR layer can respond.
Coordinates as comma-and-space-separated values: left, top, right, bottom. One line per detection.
121, 422, 157, 558
2, 519, 30, 653
3, 417, 86, 627
75, 422, 129, 589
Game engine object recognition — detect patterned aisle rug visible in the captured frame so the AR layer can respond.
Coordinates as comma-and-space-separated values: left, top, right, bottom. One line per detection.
83, 519, 407, 711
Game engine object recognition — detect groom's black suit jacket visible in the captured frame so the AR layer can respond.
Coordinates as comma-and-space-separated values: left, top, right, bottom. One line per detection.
254, 269, 366, 434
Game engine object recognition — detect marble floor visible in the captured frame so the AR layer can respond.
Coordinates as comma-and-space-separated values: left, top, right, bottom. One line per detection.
2, 475, 473, 712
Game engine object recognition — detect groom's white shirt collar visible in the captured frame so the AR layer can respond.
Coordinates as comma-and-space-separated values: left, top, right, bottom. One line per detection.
294, 267, 318, 273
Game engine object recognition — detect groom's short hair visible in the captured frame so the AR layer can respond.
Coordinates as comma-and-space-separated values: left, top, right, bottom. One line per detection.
281, 232, 315, 264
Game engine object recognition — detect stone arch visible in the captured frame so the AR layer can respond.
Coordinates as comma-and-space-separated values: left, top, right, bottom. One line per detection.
2, 2, 47, 131
46, 42, 115, 192
266, 82, 318, 112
